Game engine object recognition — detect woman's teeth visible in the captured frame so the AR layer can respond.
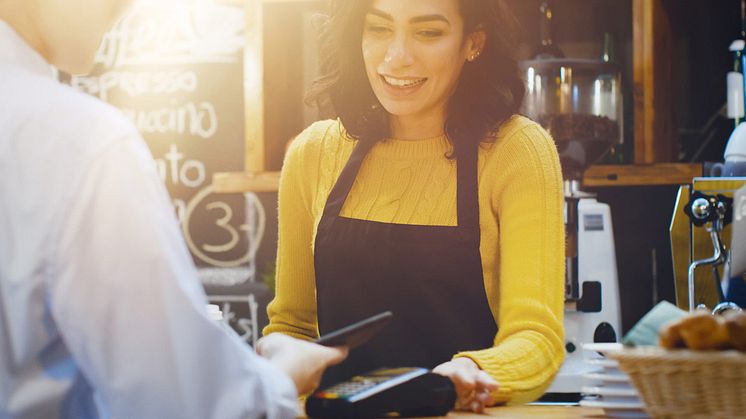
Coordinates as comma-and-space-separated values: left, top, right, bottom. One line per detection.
382, 76, 427, 88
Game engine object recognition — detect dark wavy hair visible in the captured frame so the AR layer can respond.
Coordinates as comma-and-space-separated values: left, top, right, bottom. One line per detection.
306, 0, 525, 155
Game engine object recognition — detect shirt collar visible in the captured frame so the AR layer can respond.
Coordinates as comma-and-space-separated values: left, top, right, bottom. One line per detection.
0, 19, 56, 80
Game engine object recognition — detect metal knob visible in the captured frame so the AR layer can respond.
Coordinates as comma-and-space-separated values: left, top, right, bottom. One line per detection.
691, 197, 711, 221
684, 192, 733, 227
712, 301, 742, 315
716, 200, 728, 217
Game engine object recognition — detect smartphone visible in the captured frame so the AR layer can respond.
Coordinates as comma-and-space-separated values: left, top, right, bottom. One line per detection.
314, 311, 393, 349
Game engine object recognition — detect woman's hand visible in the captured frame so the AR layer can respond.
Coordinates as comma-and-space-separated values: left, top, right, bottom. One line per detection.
256, 333, 348, 395
432, 357, 498, 413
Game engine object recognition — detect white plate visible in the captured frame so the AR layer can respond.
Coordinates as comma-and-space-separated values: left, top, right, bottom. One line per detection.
583, 342, 624, 354
582, 386, 638, 398
587, 358, 619, 368
581, 386, 640, 404
587, 358, 622, 375
584, 372, 630, 383
580, 399, 649, 418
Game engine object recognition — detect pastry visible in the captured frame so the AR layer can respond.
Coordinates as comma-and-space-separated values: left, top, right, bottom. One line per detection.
678, 311, 731, 350
658, 318, 685, 349
725, 311, 746, 351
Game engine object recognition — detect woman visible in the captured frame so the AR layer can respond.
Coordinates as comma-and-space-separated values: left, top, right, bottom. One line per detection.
264, 0, 565, 411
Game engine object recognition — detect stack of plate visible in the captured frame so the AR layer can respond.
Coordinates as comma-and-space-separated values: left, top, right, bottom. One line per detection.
579, 343, 648, 418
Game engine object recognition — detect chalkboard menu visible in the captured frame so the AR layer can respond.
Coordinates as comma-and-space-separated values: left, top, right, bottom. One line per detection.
67, 0, 275, 343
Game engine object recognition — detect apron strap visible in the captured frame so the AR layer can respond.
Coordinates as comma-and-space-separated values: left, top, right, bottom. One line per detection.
457, 144, 480, 231
320, 138, 480, 231
320, 139, 375, 225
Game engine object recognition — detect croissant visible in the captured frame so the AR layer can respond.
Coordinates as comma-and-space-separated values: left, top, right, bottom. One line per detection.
658, 319, 685, 349
679, 312, 731, 350
725, 311, 746, 351
659, 310, 731, 350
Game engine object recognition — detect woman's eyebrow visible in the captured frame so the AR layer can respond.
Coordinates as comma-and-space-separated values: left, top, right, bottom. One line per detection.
366, 9, 451, 26
410, 14, 450, 25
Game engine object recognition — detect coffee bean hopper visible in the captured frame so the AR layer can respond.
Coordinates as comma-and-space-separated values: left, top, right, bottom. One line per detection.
520, 59, 624, 399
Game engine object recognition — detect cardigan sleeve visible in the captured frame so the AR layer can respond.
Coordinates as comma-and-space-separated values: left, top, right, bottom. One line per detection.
263, 124, 327, 341
455, 123, 566, 404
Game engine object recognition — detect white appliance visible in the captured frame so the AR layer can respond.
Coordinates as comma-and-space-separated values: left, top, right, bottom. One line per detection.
518, 56, 625, 400
545, 180, 622, 397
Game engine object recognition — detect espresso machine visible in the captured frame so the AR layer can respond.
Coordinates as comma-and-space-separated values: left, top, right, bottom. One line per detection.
520, 59, 624, 398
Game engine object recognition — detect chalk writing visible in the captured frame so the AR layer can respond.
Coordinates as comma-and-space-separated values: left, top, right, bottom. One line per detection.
70, 70, 198, 101
208, 295, 261, 344
183, 185, 266, 268
96, 0, 244, 69
154, 144, 207, 189
72, 0, 263, 278
121, 101, 218, 139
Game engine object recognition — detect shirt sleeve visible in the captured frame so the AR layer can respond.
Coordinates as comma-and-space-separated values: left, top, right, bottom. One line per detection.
49, 134, 299, 419
455, 124, 566, 404
263, 125, 327, 341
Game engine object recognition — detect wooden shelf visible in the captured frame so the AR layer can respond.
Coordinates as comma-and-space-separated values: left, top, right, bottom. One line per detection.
213, 163, 702, 194
213, 171, 280, 193
583, 163, 702, 187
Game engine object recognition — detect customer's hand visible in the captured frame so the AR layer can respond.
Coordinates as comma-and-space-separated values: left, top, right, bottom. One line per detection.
433, 357, 498, 413
256, 333, 348, 395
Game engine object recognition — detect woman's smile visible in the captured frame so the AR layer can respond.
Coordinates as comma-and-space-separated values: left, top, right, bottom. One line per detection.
379, 74, 428, 96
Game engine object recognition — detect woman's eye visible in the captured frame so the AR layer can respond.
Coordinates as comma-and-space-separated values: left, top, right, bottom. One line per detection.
417, 29, 444, 38
365, 25, 391, 34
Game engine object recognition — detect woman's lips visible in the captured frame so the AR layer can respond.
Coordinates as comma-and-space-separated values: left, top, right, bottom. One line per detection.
380, 74, 427, 96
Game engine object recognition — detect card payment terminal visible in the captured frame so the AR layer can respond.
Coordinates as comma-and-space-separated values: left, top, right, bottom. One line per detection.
306, 367, 456, 418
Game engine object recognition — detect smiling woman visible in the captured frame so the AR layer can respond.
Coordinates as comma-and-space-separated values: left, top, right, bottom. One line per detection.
264, 0, 565, 412
305, 0, 526, 152
362, 0, 474, 140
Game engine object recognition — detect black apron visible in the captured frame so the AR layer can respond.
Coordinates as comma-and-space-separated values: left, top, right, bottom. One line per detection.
314, 139, 497, 385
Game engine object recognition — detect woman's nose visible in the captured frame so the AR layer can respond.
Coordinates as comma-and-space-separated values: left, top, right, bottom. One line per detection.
383, 35, 414, 68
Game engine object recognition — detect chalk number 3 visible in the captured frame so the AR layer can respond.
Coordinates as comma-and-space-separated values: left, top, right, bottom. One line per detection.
183, 185, 265, 267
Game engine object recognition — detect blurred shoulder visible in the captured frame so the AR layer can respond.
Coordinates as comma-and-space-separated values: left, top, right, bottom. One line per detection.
0, 67, 143, 168
31, 73, 133, 131
13, 73, 138, 147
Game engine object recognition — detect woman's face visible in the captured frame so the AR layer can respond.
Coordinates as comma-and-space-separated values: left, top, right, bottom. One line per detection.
361, 0, 475, 129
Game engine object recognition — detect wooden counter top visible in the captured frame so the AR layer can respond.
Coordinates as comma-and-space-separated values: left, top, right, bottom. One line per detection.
302, 405, 605, 418
435, 405, 604, 418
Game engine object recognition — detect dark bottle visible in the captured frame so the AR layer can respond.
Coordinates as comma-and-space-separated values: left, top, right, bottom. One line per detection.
602, 32, 615, 63
600, 32, 625, 164
742, 0, 746, 39
532, 1, 564, 59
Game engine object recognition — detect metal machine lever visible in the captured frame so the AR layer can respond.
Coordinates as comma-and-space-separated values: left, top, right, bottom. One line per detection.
684, 192, 732, 311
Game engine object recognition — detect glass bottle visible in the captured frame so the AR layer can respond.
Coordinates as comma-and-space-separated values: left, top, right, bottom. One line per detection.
532, 1, 564, 59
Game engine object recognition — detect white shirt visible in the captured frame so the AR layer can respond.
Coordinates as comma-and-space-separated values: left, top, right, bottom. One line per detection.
0, 20, 298, 419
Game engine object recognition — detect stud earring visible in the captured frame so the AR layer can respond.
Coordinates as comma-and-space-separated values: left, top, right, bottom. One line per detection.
468, 51, 481, 62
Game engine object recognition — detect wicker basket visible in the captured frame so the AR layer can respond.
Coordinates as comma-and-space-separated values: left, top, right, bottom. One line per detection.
608, 347, 746, 419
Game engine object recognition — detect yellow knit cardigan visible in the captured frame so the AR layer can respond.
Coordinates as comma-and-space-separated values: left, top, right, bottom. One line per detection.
264, 115, 565, 404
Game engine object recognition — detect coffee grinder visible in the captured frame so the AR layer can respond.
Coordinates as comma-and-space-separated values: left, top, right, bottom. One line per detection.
520, 59, 624, 398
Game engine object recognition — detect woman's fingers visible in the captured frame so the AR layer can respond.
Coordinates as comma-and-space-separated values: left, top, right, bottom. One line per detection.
433, 358, 499, 413
476, 370, 499, 391
470, 400, 483, 413
476, 387, 495, 406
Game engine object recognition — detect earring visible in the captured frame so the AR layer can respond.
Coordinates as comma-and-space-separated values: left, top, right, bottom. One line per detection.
468, 51, 481, 62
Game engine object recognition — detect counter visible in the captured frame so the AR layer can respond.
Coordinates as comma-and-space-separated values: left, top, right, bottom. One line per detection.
302, 404, 605, 418
428, 405, 603, 418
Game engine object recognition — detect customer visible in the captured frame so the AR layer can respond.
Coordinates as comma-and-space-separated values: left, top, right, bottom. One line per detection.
0, 1, 345, 418
264, 0, 565, 412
